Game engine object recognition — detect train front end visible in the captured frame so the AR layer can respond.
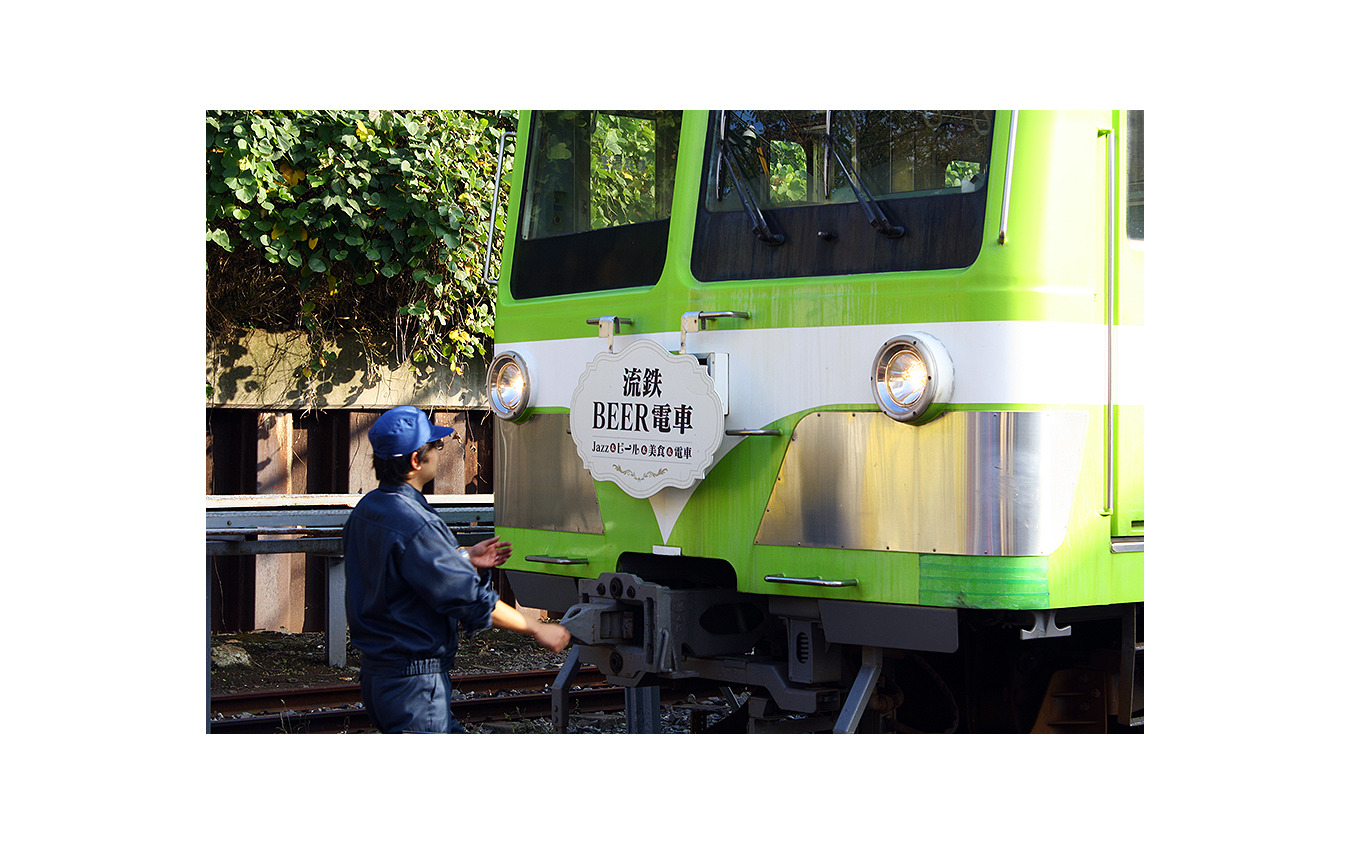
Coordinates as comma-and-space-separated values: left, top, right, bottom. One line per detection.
489, 110, 1143, 732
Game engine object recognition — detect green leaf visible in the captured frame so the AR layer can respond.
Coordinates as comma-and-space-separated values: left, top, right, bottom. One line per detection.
207, 109, 518, 380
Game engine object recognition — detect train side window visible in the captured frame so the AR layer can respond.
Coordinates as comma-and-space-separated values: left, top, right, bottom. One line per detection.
511, 111, 682, 299
1126, 110, 1143, 242
522, 110, 679, 239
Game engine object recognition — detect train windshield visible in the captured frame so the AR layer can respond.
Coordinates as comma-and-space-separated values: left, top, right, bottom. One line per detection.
511, 110, 682, 299
711, 110, 992, 208
694, 110, 995, 281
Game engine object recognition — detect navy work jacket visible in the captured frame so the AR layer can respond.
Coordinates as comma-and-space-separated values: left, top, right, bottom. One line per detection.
343, 482, 498, 676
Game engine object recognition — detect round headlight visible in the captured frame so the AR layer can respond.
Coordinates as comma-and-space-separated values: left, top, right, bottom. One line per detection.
871, 333, 953, 423
487, 351, 531, 420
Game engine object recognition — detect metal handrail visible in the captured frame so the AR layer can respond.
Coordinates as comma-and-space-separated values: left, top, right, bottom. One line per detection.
1102, 124, 1117, 516
998, 110, 1018, 245
205, 494, 494, 549
524, 555, 590, 565
764, 575, 859, 588
483, 130, 516, 284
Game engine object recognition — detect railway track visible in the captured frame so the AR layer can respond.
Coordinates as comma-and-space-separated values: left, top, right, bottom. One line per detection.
210, 667, 734, 733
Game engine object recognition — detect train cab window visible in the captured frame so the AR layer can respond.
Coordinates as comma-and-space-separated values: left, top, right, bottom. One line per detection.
511, 110, 682, 299
1125, 110, 1144, 242
693, 110, 995, 282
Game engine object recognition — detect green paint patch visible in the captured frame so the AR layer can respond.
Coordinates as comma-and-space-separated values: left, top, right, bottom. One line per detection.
919, 554, 1049, 609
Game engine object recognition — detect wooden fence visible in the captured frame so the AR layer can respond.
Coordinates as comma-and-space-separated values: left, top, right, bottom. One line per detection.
206, 408, 494, 633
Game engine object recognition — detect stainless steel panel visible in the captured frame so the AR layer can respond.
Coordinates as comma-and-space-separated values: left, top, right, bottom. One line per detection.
755, 411, 1087, 556
496, 413, 604, 533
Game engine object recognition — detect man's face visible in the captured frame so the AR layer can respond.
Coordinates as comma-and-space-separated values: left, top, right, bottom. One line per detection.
409, 438, 443, 487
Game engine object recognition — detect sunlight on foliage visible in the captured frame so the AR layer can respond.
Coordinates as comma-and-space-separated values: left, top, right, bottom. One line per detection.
206, 110, 515, 394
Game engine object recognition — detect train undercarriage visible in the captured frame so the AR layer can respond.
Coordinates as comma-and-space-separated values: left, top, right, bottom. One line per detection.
514, 566, 1143, 734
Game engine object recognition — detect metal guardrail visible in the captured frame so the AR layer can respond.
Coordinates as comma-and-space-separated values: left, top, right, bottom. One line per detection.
206, 493, 494, 553
206, 494, 495, 669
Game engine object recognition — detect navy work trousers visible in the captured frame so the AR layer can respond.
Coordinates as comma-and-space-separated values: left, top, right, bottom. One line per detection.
360, 671, 467, 734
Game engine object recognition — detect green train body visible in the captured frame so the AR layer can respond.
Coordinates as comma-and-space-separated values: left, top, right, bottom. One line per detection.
488, 110, 1143, 732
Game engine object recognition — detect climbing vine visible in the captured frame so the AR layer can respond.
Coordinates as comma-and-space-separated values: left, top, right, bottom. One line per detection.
206, 110, 515, 391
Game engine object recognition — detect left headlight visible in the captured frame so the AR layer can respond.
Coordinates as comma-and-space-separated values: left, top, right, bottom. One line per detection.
871, 332, 953, 423
487, 351, 532, 420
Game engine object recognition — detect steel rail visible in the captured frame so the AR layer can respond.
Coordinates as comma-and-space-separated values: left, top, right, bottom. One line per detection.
211, 668, 606, 717
209, 669, 736, 733
209, 686, 631, 733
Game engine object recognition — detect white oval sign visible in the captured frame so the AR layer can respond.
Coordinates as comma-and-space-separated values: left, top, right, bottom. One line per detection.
569, 339, 723, 498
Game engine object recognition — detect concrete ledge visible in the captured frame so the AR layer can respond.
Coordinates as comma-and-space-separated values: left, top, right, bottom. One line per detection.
207, 329, 488, 410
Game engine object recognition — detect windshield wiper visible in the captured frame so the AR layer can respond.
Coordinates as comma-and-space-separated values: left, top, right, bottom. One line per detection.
824, 132, 904, 239
717, 137, 785, 246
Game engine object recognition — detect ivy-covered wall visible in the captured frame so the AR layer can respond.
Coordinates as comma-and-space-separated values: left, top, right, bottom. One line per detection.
206, 110, 514, 404
207, 329, 487, 410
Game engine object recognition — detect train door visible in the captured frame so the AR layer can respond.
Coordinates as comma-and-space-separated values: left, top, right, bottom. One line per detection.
1112, 110, 1144, 541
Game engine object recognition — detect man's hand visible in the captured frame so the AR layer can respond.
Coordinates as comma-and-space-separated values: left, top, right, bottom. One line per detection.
488, 600, 572, 654
468, 536, 513, 570
530, 621, 571, 654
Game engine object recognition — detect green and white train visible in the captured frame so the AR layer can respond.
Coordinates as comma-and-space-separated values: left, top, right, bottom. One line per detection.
487, 110, 1143, 732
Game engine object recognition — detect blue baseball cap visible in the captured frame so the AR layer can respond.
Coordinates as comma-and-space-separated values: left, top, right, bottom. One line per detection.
368, 406, 456, 459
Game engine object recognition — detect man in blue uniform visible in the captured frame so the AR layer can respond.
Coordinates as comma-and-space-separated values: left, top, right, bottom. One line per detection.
343, 406, 570, 733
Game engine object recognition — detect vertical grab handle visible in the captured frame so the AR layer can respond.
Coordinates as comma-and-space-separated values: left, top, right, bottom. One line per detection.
1101, 125, 1117, 517
483, 130, 515, 285
998, 110, 1018, 245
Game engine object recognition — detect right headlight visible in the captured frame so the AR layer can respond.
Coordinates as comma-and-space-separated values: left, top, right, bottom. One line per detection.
871, 332, 954, 423
487, 351, 532, 420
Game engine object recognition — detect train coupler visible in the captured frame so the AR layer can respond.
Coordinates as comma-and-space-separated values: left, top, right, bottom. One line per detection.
558, 571, 769, 687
